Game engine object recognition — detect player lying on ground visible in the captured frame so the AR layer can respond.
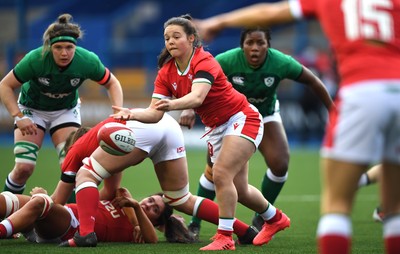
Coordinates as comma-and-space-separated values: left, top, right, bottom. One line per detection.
0, 187, 196, 244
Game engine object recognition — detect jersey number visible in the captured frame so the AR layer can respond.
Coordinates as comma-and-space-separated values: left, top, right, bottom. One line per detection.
100, 200, 121, 219
341, 0, 394, 41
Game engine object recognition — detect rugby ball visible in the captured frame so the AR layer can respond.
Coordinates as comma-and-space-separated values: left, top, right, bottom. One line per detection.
97, 122, 136, 156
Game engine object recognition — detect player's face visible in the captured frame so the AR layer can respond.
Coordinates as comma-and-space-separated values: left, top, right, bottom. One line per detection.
51, 42, 76, 67
242, 31, 269, 69
164, 25, 194, 61
140, 195, 166, 225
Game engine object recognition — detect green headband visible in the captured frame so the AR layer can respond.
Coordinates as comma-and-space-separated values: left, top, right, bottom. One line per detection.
50, 36, 77, 45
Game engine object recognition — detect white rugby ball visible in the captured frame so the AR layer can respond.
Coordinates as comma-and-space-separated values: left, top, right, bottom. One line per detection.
97, 122, 136, 156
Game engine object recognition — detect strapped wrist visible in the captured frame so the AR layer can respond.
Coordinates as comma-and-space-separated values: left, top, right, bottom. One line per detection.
14, 112, 28, 122
13, 112, 24, 118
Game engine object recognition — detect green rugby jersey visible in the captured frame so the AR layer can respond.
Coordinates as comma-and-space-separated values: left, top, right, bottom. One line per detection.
216, 47, 302, 116
14, 46, 108, 111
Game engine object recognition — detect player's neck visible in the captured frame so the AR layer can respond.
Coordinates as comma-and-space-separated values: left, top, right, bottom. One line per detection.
175, 47, 194, 72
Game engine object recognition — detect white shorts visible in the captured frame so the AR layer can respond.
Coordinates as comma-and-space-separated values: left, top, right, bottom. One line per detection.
17, 101, 81, 134
321, 80, 400, 164
125, 113, 186, 165
263, 100, 282, 123
206, 104, 263, 164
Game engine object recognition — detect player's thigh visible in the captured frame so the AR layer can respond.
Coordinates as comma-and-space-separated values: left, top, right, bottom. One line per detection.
260, 121, 289, 168
51, 126, 79, 146
154, 157, 189, 191
35, 205, 71, 239
14, 127, 45, 147
320, 158, 366, 214
213, 136, 255, 180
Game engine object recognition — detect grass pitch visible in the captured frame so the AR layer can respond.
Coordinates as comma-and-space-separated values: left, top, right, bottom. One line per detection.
0, 147, 383, 253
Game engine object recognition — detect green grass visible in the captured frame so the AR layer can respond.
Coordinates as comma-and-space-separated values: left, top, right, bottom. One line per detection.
0, 147, 383, 253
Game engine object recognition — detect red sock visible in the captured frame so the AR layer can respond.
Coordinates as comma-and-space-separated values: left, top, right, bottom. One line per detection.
217, 229, 233, 237
385, 236, 400, 254
0, 224, 7, 238
0, 220, 13, 238
232, 219, 250, 237
76, 186, 99, 236
319, 235, 350, 254
195, 198, 249, 237
267, 209, 282, 224
195, 198, 218, 224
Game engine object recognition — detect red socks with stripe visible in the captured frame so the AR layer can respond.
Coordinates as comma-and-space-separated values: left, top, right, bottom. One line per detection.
195, 198, 248, 237
76, 186, 99, 236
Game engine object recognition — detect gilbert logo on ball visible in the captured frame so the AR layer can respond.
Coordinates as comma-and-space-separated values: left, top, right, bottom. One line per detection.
97, 122, 136, 156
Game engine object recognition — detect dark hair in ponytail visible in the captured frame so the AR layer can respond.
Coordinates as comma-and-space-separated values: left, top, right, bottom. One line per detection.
164, 215, 198, 243
157, 14, 202, 69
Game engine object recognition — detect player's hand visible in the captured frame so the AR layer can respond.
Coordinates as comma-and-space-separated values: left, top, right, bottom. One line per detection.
110, 106, 132, 120
132, 226, 145, 243
30, 187, 47, 195
116, 187, 133, 198
154, 99, 174, 112
179, 109, 196, 129
193, 18, 223, 42
16, 117, 37, 136
112, 195, 139, 208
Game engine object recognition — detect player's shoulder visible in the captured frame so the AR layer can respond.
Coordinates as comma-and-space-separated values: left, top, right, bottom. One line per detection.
20, 47, 45, 63
268, 48, 299, 64
193, 47, 216, 62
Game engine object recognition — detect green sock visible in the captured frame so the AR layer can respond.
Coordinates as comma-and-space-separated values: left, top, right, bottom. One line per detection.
191, 182, 216, 226
3, 184, 25, 194
260, 169, 287, 205
3, 176, 25, 194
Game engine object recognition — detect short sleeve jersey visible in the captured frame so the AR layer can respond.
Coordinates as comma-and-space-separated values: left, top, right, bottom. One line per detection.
290, 0, 400, 86
14, 46, 111, 110
153, 47, 249, 127
94, 200, 135, 242
61, 117, 123, 182
67, 201, 134, 242
216, 47, 302, 116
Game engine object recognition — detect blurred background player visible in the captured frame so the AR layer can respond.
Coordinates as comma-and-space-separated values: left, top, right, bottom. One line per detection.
194, 1, 400, 254
0, 13, 123, 195
184, 27, 334, 235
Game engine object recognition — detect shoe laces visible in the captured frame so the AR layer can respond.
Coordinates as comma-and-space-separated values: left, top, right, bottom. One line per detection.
210, 234, 233, 245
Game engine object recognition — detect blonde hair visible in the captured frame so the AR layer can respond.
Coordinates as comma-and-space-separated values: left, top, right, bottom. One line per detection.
42, 13, 84, 55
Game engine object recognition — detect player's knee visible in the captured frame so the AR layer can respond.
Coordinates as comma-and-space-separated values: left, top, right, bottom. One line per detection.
0, 191, 20, 218
212, 167, 231, 186
14, 141, 39, 166
268, 159, 289, 176
56, 141, 66, 165
80, 156, 111, 183
30, 194, 54, 219
163, 184, 191, 206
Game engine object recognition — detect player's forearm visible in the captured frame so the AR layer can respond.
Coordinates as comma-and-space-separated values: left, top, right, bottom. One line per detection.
106, 74, 124, 109
215, 2, 294, 28
134, 206, 158, 243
